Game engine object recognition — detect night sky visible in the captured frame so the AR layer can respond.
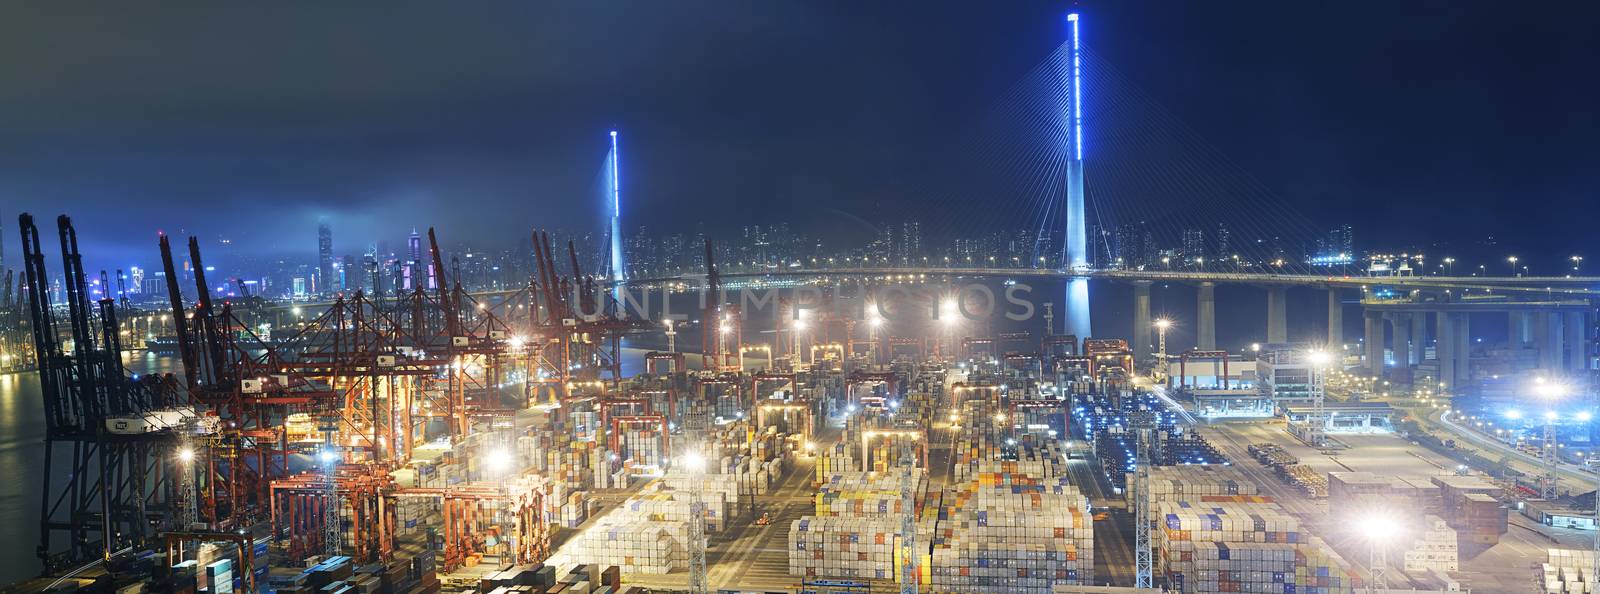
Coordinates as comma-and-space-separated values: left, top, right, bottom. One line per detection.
1, 1, 1595, 271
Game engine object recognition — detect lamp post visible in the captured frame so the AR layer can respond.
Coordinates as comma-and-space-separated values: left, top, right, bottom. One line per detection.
1536, 378, 1567, 499
1572, 255, 1585, 275
792, 315, 808, 361
1153, 318, 1172, 369
1307, 350, 1331, 448
683, 451, 709, 594
940, 298, 959, 361
1360, 513, 1398, 593
320, 440, 341, 556
868, 312, 884, 364
177, 446, 198, 529
1508, 256, 1519, 277
664, 319, 677, 353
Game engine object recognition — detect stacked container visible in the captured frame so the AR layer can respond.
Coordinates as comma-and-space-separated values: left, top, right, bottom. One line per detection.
619, 490, 730, 533
1542, 548, 1595, 594
787, 517, 903, 581
1175, 541, 1296, 594
1457, 493, 1508, 545
789, 469, 933, 585
1142, 465, 1260, 525
929, 474, 1094, 593
1401, 515, 1458, 573
552, 517, 688, 575
1294, 534, 1365, 594
557, 490, 588, 529
1158, 500, 1302, 594
652, 475, 744, 512
1328, 472, 1439, 515
814, 470, 928, 518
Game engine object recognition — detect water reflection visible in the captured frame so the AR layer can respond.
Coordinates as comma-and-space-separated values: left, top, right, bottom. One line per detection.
0, 353, 182, 585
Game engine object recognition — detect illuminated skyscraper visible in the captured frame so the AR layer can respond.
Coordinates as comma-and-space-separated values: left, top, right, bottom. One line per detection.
404, 229, 422, 290
317, 219, 334, 294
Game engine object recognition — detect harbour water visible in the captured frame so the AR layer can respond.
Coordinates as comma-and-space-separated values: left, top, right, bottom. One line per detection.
0, 366, 48, 586
0, 353, 185, 585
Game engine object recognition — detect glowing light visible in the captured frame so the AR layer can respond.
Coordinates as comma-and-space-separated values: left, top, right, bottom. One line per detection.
609, 130, 624, 282
1545, 411, 1559, 421
610, 131, 621, 213
683, 452, 707, 474
1069, 12, 1082, 160
1358, 513, 1398, 543
178, 448, 195, 463
319, 449, 339, 464
1154, 318, 1171, 330
1579, 411, 1593, 422
1505, 409, 1523, 420
485, 449, 514, 474
1535, 380, 1567, 400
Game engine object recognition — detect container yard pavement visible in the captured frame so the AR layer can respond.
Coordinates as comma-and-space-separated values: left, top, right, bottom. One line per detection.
1201, 420, 1586, 593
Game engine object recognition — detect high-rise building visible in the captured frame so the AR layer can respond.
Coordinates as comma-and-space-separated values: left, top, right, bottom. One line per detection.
143, 272, 165, 297
129, 266, 145, 295
317, 219, 334, 295
363, 252, 379, 294
405, 229, 422, 290
340, 255, 356, 291
900, 221, 922, 264
1113, 221, 1153, 269
1214, 222, 1232, 260
1310, 224, 1355, 266
1330, 224, 1353, 256
1181, 229, 1206, 263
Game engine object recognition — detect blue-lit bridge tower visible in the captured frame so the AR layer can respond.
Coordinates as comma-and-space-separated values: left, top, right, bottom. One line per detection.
1062, 12, 1091, 338
608, 130, 624, 285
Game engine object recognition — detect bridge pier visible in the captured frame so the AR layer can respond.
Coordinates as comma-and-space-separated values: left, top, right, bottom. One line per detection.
1437, 311, 1455, 391
1132, 281, 1152, 363
1410, 312, 1426, 366
1327, 289, 1343, 347
1266, 286, 1287, 344
1197, 282, 1216, 351
1453, 313, 1471, 389
1567, 312, 1588, 371
1510, 312, 1533, 346
1537, 311, 1561, 371
1364, 310, 1383, 376
1065, 278, 1091, 340
1388, 313, 1412, 372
